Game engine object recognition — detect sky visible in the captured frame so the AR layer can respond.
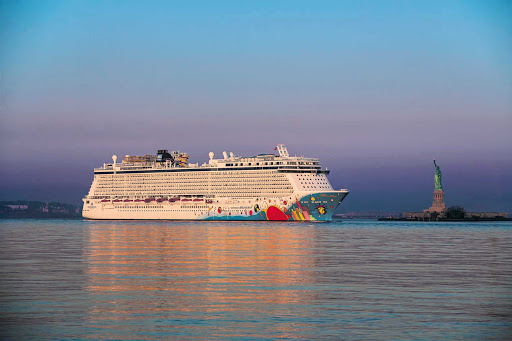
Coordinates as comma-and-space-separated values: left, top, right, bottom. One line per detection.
1, 0, 511, 212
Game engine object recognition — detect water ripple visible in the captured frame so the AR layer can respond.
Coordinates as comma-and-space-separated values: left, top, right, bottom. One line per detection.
1, 219, 511, 340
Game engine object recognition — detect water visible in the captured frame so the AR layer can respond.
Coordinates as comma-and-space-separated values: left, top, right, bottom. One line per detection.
1, 219, 511, 340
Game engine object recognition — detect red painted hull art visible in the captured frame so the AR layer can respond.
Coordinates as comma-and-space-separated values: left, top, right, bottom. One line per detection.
265, 206, 288, 221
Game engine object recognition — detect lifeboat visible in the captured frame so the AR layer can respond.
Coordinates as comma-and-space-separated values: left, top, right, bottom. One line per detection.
168, 198, 177, 202
205, 199, 213, 204
100, 199, 110, 203
193, 198, 202, 202
124, 199, 132, 202
145, 198, 155, 203
113, 199, 122, 202
134, 199, 144, 202
181, 198, 192, 202
156, 198, 165, 203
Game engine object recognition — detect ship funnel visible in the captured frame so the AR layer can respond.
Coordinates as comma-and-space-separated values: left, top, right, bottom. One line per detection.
229, 152, 234, 158
209, 152, 214, 160
223, 151, 228, 159
276, 144, 289, 157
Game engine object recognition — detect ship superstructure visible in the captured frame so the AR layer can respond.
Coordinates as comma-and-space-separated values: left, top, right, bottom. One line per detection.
82, 145, 349, 221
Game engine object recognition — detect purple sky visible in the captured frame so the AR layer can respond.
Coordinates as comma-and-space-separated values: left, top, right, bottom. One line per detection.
1, 1, 511, 212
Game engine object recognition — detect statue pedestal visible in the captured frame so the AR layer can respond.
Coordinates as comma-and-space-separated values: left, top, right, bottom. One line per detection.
425, 189, 446, 213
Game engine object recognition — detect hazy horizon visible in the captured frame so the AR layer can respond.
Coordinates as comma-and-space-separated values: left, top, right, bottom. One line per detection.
1, 1, 511, 213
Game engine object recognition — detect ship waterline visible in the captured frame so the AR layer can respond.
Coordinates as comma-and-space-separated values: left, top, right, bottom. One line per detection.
82, 145, 349, 221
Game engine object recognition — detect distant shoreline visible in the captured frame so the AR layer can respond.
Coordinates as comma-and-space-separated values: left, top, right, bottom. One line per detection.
0, 216, 83, 220
378, 217, 512, 222
1, 200, 82, 219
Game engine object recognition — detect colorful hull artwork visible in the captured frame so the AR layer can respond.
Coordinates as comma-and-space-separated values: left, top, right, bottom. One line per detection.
204, 191, 348, 221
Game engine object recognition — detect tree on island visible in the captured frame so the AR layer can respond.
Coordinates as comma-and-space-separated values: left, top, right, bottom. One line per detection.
446, 206, 466, 219
429, 211, 440, 221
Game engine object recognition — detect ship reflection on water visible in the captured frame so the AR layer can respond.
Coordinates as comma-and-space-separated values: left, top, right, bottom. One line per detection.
84, 221, 318, 339
81, 221, 512, 339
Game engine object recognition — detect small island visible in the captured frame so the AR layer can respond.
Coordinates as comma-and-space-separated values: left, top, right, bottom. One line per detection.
380, 160, 509, 221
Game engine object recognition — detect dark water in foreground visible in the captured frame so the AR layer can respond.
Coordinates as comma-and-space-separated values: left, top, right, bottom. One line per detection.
0, 219, 511, 340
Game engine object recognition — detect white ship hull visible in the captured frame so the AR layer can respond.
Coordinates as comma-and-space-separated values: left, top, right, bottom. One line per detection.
82, 145, 349, 221
83, 191, 348, 221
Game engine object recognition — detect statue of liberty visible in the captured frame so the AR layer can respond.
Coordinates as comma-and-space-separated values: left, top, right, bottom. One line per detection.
433, 159, 442, 190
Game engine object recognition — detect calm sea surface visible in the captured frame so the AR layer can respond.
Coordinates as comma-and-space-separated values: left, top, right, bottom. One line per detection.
0, 219, 511, 340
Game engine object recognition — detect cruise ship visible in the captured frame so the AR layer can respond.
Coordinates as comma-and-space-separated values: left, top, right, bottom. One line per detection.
82, 145, 349, 221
